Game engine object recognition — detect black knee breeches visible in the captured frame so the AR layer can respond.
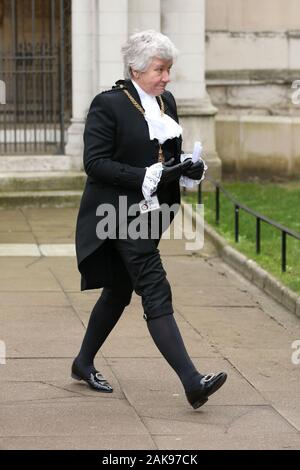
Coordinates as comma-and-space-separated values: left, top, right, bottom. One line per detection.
104, 237, 173, 321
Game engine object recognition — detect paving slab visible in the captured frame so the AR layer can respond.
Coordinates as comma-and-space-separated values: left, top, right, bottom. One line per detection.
144, 407, 298, 436
178, 306, 296, 350
158, 238, 195, 256
0, 358, 123, 400
34, 232, 75, 244
152, 432, 300, 450
0, 207, 300, 450
0, 434, 156, 450
0, 209, 31, 232
173, 286, 257, 307
0, 305, 83, 357
0, 291, 70, 307
0, 381, 78, 404
163, 256, 239, 287
260, 392, 300, 431
0, 232, 36, 243
0, 398, 151, 439
38, 257, 81, 292
221, 347, 300, 396
22, 207, 77, 232
0, 257, 61, 291
108, 357, 266, 412
0, 244, 40, 256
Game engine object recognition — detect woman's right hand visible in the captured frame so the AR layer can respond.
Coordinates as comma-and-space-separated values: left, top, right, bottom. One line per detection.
142, 158, 193, 200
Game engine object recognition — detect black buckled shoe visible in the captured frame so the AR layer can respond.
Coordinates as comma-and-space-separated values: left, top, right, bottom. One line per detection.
185, 372, 227, 409
71, 360, 113, 393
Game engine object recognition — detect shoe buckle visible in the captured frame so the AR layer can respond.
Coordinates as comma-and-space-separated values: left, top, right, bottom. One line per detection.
95, 372, 107, 383
202, 373, 215, 383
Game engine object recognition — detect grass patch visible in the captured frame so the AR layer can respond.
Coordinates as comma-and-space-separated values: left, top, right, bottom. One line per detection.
183, 182, 300, 295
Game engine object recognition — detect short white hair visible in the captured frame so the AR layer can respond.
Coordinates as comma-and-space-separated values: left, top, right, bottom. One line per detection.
121, 30, 178, 79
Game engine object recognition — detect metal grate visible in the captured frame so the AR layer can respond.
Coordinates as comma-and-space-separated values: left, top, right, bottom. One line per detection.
0, 0, 72, 155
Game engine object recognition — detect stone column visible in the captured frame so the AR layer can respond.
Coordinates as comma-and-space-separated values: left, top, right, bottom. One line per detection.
161, 0, 221, 183
128, 0, 161, 35
96, 0, 128, 92
66, 0, 128, 159
65, 0, 95, 157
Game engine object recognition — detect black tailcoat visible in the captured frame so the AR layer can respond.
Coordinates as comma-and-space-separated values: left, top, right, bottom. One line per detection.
75, 79, 183, 290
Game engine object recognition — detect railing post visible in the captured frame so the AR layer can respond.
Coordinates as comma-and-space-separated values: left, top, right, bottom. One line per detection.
235, 205, 239, 242
256, 217, 261, 254
59, 0, 65, 154
282, 231, 286, 272
11, 0, 17, 152
216, 185, 220, 225
192, 179, 300, 276
198, 181, 202, 205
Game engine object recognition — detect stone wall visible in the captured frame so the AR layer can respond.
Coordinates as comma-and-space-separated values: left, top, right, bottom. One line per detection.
216, 115, 300, 179
205, 0, 300, 116
205, 0, 300, 178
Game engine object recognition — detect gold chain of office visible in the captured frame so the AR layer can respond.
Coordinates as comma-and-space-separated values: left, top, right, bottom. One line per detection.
121, 87, 165, 162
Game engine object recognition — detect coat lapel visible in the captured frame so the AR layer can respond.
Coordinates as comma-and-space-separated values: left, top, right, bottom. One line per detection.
125, 80, 145, 110
158, 94, 170, 117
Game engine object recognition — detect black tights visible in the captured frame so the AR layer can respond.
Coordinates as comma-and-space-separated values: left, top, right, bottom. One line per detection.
76, 292, 127, 375
76, 293, 203, 392
147, 314, 203, 391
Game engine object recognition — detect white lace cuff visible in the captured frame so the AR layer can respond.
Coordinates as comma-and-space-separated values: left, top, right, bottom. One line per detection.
142, 162, 163, 201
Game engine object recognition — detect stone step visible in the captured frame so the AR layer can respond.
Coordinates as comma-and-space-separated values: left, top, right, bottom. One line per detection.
0, 190, 83, 208
0, 172, 86, 192
0, 155, 82, 172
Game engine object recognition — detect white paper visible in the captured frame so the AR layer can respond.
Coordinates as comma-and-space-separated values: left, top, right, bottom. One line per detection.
180, 141, 207, 188
192, 141, 203, 163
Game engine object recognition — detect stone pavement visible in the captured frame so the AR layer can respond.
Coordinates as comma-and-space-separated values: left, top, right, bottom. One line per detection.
0, 208, 300, 450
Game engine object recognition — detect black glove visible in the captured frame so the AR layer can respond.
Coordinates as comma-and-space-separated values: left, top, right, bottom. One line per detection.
181, 159, 205, 180
159, 158, 193, 185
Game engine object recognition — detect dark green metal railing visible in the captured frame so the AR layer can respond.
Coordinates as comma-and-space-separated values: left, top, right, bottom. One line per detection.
198, 178, 300, 273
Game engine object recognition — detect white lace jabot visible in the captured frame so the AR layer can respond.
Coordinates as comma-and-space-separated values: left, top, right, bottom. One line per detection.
131, 80, 182, 145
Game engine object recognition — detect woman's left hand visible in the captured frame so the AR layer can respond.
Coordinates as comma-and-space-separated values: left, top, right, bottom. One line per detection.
160, 158, 193, 184
181, 160, 205, 180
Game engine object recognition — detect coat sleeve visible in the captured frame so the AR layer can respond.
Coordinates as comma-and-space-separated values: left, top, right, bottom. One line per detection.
83, 93, 146, 189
